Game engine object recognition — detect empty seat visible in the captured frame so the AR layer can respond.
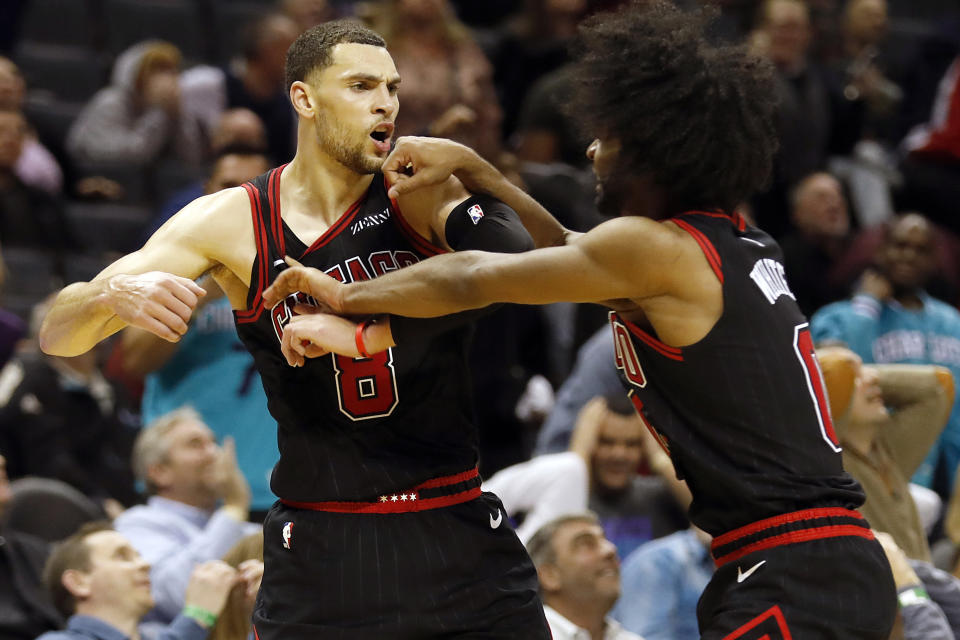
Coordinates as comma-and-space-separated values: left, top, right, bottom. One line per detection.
3, 477, 105, 543
15, 43, 109, 104
62, 252, 111, 283
65, 201, 152, 254
17, 0, 99, 49
103, 0, 204, 62
0, 247, 59, 298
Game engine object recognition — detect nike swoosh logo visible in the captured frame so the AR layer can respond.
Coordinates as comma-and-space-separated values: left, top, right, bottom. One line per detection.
737, 560, 766, 583
489, 509, 503, 529
742, 237, 765, 247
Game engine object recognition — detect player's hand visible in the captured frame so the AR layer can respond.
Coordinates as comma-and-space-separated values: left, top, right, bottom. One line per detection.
279, 313, 360, 367
104, 272, 206, 342
262, 259, 343, 313
383, 136, 474, 199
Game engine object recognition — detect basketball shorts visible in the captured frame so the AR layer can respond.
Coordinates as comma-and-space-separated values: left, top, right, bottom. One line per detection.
697, 507, 897, 639
252, 479, 550, 639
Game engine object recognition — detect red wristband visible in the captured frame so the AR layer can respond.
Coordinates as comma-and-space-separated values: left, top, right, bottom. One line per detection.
355, 319, 373, 358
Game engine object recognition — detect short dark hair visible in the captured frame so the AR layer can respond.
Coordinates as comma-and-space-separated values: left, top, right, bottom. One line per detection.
569, 0, 779, 213
43, 521, 114, 618
284, 19, 386, 90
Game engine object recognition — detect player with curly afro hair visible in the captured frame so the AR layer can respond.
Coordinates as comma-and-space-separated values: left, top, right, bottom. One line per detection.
266, 3, 898, 637
568, 0, 779, 217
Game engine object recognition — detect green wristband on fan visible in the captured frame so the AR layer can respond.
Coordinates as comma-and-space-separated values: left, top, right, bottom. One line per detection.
183, 604, 218, 627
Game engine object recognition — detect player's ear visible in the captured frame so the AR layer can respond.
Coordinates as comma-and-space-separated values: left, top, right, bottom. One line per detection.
290, 81, 315, 118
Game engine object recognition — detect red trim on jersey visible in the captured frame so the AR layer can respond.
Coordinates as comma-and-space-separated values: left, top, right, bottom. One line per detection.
253, 625, 261, 640
711, 507, 864, 548
388, 177, 448, 257
629, 393, 671, 454
300, 197, 365, 257
678, 210, 746, 232
621, 317, 684, 361
713, 524, 874, 568
417, 466, 479, 489
277, 467, 481, 514
671, 218, 724, 284
267, 165, 288, 257
235, 181, 270, 323
280, 486, 481, 514
723, 605, 792, 640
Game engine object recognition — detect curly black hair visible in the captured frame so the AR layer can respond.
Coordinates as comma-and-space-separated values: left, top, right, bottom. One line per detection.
569, 0, 779, 214
284, 19, 386, 91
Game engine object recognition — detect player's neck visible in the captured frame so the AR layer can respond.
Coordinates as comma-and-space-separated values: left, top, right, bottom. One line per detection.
284, 153, 375, 226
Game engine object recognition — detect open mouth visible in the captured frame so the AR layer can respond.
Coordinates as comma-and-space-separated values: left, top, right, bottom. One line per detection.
370, 123, 394, 151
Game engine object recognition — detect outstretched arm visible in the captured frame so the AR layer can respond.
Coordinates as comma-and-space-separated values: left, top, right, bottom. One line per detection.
265, 216, 681, 320
39, 189, 245, 357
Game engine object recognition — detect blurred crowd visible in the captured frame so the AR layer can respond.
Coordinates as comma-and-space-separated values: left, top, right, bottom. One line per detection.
0, 0, 959, 638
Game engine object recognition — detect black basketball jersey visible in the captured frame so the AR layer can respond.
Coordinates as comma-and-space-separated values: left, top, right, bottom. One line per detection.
610, 211, 865, 535
233, 166, 477, 503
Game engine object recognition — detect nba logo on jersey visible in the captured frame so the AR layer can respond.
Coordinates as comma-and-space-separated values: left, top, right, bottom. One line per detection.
282, 522, 294, 549
467, 204, 484, 225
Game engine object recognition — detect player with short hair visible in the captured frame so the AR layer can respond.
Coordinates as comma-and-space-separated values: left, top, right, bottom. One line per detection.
39, 19, 551, 640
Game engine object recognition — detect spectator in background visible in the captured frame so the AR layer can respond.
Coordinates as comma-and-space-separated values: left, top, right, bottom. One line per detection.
612, 527, 713, 640
527, 513, 644, 640
367, 0, 503, 160
513, 64, 589, 167
0, 109, 73, 258
39, 522, 238, 640
281, 0, 338, 33
0, 56, 62, 194
144, 136, 268, 240
535, 327, 621, 456
488, 391, 688, 557
749, 0, 862, 238
779, 171, 854, 317
0, 450, 62, 639
876, 531, 960, 640
0, 296, 140, 509
115, 408, 258, 624
122, 146, 277, 514
494, 0, 588, 139
901, 56, 960, 235
812, 213, 960, 500
180, 14, 299, 166
67, 41, 199, 168
819, 346, 953, 561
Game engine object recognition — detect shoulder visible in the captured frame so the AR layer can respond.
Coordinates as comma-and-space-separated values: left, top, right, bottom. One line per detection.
924, 296, 960, 320
394, 175, 468, 222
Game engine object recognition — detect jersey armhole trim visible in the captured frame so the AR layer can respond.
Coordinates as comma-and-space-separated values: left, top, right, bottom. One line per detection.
386, 176, 448, 257
235, 181, 269, 323
619, 315, 685, 361
671, 218, 724, 284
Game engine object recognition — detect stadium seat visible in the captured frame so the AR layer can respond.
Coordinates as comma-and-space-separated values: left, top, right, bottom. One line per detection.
3, 477, 105, 543
65, 201, 152, 254
103, 0, 204, 63
14, 43, 109, 104
21, 94, 84, 162
16, 0, 99, 49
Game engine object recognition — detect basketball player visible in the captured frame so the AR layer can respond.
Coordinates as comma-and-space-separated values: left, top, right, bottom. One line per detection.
262, 3, 897, 637
39, 21, 551, 639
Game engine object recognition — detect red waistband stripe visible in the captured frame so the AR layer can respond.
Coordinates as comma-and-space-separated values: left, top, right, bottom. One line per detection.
279, 467, 481, 514
711, 507, 871, 568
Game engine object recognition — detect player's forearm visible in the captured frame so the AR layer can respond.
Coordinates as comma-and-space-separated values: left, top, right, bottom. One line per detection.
451, 151, 570, 248
339, 252, 491, 318
39, 279, 126, 357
